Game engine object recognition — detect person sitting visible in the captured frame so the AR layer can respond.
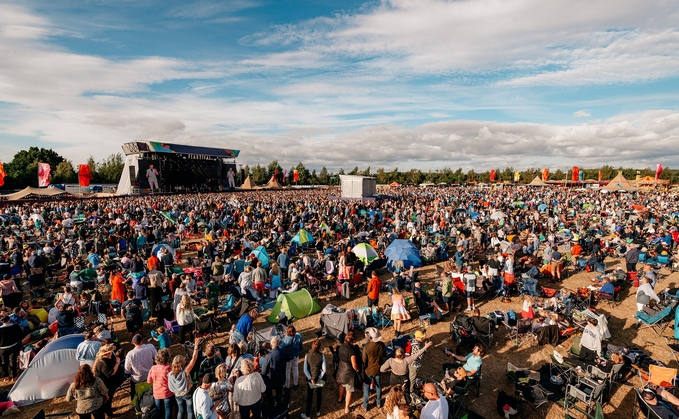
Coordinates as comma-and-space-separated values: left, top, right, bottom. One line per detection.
442, 344, 484, 386
56, 303, 77, 337
440, 367, 468, 396
597, 277, 616, 299
641, 386, 679, 418
413, 281, 442, 320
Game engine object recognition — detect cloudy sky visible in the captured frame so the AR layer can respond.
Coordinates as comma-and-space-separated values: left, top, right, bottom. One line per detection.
1, 0, 678, 172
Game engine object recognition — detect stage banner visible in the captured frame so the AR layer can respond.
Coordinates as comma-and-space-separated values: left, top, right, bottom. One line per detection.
542, 168, 549, 181
38, 163, 50, 187
572, 166, 579, 182
0, 162, 5, 187
79, 164, 92, 187
598, 170, 602, 181
579, 170, 584, 181
489, 170, 496, 182
293, 169, 299, 182
513, 170, 520, 182
656, 164, 663, 182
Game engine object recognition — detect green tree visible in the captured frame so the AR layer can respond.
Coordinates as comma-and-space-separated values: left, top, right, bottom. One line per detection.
53, 161, 77, 183
310, 169, 318, 185
375, 167, 388, 184
318, 167, 330, 185
97, 153, 124, 183
295, 162, 310, 185
251, 164, 267, 184
267, 160, 283, 182
338, 168, 345, 175
360, 166, 371, 177
349, 166, 359, 175
5, 147, 66, 188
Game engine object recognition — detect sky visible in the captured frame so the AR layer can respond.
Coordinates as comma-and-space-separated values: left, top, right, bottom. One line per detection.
0, 0, 678, 172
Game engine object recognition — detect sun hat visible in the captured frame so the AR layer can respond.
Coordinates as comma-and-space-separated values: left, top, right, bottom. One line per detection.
414, 330, 426, 340
365, 327, 382, 343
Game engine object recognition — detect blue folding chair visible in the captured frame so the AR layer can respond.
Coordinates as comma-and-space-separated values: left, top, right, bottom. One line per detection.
635, 301, 678, 336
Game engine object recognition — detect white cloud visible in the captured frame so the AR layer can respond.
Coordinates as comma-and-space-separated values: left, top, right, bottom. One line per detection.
574, 110, 591, 118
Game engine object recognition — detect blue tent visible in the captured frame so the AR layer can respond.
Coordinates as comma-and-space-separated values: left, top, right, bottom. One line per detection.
469, 211, 480, 220
385, 239, 422, 269
251, 246, 270, 269
153, 243, 175, 257
538, 203, 549, 213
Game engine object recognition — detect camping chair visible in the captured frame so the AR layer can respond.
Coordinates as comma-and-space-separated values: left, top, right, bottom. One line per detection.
471, 317, 495, 350
637, 365, 678, 395
447, 386, 469, 418
163, 318, 180, 343
634, 301, 678, 336
597, 288, 621, 309
451, 317, 478, 352
131, 381, 155, 419
632, 387, 664, 419
514, 380, 553, 418
564, 377, 606, 416
503, 318, 535, 348
505, 362, 540, 386
30, 410, 72, 419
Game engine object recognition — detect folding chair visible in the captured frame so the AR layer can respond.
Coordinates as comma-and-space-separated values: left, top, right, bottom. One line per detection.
634, 301, 678, 336
503, 318, 535, 348
163, 318, 180, 342
446, 386, 469, 419
564, 377, 606, 416
631, 387, 664, 419
648, 365, 677, 394
471, 317, 495, 350
514, 381, 552, 418
505, 362, 540, 386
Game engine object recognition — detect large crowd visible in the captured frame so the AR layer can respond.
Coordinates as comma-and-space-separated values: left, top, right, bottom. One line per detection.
0, 184, 679, 419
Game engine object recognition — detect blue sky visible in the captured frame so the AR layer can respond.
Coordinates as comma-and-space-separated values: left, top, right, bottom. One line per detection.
1, 0, 678, 172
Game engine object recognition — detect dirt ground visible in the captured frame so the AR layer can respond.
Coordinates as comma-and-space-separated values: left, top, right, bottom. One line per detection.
11, 255, 678, 419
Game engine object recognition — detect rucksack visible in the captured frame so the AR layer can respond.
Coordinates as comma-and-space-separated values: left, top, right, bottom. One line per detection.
507, 310, 517, 326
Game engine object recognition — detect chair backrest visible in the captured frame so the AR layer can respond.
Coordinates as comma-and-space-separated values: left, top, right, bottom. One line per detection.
657, 254, 670, 264
634, 388, 663, 419
568, 385, 590, 403
163, 318, 177, 332
649, 365, 677, 388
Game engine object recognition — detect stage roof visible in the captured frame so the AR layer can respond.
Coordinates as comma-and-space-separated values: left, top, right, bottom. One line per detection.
122, 141, 240, 158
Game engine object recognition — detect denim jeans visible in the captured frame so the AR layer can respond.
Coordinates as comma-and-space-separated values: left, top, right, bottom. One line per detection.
362, 374, 381, 410
239, 400, 262, 419
524, 277, 538, 296
154, 397, 173, 419
176, 393, 194, 419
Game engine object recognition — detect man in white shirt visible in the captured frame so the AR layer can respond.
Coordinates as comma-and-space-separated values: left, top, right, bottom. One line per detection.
193, 373, 218, 419
421, 382, 448, 419
124, 334, 157, 401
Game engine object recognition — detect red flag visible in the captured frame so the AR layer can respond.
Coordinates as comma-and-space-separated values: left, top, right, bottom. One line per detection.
656, 164, 663, 182
0, 162, 5, 187
542, 168, 549, 181
572, 166, 579, 182
38, 163, 50, 187
598, 170, 602, 181
293, 169, 299, 182
489, 170, 496, 182
79, 164, 92, 187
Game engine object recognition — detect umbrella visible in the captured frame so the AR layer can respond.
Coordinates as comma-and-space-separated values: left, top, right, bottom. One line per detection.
291, 229, 314, 245
356, 231, 370, 238
319, 222, 331, 233
490, 211, 507, 220
251, 246, 270, 269
30, 214, 44, 223
385, 239, 422, 269
537, 204, 549, 213
469, 212, 480, 220
453, 208, 467, 216
153, 243, 175, 257
352, 243, 378, 265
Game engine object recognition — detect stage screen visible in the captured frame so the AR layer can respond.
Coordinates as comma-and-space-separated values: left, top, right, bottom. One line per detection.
135, 157, 237, 192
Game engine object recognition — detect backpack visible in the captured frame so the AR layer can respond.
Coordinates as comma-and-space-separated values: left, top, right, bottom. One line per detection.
124, 299, 142, 320
507, 310, 517, 326
453, 314, 474, 333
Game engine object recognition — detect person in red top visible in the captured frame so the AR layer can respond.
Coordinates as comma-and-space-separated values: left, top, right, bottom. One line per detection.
147, 254, 160, 272
147, 348, 174, 419
367, 272, 381, 308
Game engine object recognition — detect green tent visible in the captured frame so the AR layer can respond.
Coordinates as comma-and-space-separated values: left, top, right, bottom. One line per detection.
267, 289, 321, 323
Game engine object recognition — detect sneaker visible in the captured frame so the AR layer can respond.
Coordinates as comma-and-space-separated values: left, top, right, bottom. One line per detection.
301, 414, 310, 419
465, 307, 472, 311
316, 412, 321, 417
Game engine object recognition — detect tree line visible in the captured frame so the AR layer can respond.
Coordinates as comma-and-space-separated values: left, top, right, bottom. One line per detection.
243, 162, 678, 186
1, 147, 124, 189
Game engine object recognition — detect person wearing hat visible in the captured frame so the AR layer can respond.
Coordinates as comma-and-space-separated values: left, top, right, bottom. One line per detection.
193, 373, 218, 419
93, 344, 124, 417
641, 385, 679, 417
361, 327, 386, 410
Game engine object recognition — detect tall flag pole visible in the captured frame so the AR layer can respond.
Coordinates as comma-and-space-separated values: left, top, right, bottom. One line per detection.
656, 164, 663, 182
38, 163, 50, 187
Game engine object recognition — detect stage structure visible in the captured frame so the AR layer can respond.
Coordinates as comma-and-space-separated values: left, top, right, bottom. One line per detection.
339, 175, 376, 199
116, 141, 240, 195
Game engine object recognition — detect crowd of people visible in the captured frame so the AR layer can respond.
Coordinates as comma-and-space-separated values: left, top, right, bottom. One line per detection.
0, 183, 678, 418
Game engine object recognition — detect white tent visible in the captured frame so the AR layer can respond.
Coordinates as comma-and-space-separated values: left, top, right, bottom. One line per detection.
9, 334, 84, 406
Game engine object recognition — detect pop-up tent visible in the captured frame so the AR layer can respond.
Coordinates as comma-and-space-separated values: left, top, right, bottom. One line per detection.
251, 246, 270, 269
385, 239, 422, 269
291, 229, 314, 246
10, 334, 85, 406
267, 289, 321, 323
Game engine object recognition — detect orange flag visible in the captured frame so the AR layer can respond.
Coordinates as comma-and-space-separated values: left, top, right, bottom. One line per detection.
0, 162, 5, 187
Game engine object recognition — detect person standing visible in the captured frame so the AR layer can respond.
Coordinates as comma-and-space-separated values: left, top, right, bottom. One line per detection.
335, 331, 361, 414
93, 344, 125, 418
380, 341, 432, 404
579, 318, 602, 362
281, 325, 303, 389
362, 327, 386, 411
76, 332, 102, 367
124, 334, 157, 401
390, 287, 410, 336
193, 373, 218, 419
0, 315, 22, 382
146, 164, 159, 192
550, 246, 562, 281
301, 339, 326, 419
168, 339, 201, 419
260, 336, 290, 408
66, 364, 109, 419
408, 330, 428, 395
367, 272, 381, 308
176, 294, 197, 345
626, 243, 640, 273
421, 382, 448, 419
147, 348, 174, 419
233, 359, 266, 419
